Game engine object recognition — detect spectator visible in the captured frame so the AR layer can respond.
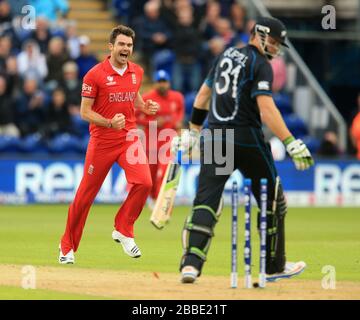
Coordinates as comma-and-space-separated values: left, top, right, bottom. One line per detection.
190, 0, 207, 27
59, 61, 81, 114
0, 75, 20, 137
128, 0, 148, 27
30, 0, 69, 23
3, 16, 28, 52
159, 0, 178, 32
245, 18, 256, 35
65, 20, 81, 59
270, 56, 287, 93
5, 56, 20, 96
30, 17, 52, 54
15, 77, 46, 135
199, 0, 221, 41
213, 18, 235, 47
203, 36, 225, 74
172, 8, 202, 93
8, 0, 28, 18
46, 36, 70, 88
173, 0, 193, 15
318, 131, 341, 157
229, 3, 249, 46
17, 39, 48, 82
208, 36, 226, 57
42, 87, 72, 138
0, 0, 12, 26
75, 35, 98, 79
112, 0, 131, 24
0, 35, 12, 71
350, 94, 360, 159
138, 0, 172, 71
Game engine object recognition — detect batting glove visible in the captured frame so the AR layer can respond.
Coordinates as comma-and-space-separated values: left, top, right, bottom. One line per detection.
171, 129, 200, 156
284, 136, 314, 170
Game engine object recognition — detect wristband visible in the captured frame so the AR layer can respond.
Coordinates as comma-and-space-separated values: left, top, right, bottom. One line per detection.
107, 119, 112, 128
190, 107, 208, 126
283, 136, 295, 146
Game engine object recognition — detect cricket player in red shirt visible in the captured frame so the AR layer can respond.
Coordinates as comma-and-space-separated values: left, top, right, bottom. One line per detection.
136, 70, 184, 206
59, 25, 159, 264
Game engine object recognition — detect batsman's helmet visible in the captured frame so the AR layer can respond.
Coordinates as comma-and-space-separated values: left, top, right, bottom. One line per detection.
252, 17, 289, 59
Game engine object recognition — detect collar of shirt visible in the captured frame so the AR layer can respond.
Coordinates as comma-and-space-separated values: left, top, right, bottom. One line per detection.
102, 56, 135, 76
111, 64, 127, 76
249, 44, 261, 54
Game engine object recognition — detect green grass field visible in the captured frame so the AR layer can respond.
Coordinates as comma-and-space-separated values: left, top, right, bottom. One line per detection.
0, 205, 359, 299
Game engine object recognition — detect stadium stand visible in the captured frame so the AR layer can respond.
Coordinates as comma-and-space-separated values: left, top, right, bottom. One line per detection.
0, 0, 353, 157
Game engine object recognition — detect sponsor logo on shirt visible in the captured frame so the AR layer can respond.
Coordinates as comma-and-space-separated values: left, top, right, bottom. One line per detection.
132, 74, 136, 84
82, 83, 92, 94
258, 81, 270, 91
109, 92, 136, 103
106, 76, 116, 86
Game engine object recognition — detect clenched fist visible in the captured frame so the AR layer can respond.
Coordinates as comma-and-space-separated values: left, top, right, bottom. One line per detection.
111, 113, 125, 130
144, 99, 159, 115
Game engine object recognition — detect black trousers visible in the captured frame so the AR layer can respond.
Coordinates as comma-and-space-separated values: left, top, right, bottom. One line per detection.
181, 126, 286, 275
195, 127, 278, 210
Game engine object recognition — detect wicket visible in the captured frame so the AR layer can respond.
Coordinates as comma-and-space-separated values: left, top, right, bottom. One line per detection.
230, 181, 238, 288
231, 178, 268, 289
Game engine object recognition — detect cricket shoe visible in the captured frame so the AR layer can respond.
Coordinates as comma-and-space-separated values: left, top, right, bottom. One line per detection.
266, 261, 306, 282
112, 230, 141, 258
181, 266, 199, 284
58, 245, 75, 264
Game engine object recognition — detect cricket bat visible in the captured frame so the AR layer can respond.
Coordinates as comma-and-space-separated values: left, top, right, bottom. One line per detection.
150, 151, 182, 229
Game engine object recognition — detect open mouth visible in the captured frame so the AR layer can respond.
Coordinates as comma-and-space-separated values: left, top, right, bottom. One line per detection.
119, 53, 128, 58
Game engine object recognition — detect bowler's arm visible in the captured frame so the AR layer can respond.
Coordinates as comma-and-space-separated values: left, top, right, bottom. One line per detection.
80, 97, 111, 127
135, 92, 146, 110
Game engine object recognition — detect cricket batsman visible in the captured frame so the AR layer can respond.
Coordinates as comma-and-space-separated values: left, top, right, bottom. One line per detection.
136, 69, 184, 208
171, 17, 314, 283
59, 25, 159, 264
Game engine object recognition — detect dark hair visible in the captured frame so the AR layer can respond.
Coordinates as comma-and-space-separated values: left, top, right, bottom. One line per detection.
109, 25, 135, 44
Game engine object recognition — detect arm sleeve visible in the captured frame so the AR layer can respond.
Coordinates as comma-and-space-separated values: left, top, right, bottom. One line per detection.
81, 71, 98, 99
250, 61, 273, 99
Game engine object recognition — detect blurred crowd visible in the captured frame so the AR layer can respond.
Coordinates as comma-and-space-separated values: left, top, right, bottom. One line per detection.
0, 0, 98, 152
0, 0, 358, 158
113, 0, 253, 94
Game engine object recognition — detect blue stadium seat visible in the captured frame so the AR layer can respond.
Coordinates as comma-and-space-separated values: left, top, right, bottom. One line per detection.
300, 135, 321, 154
18, 133, 48, 154
152, 49, 175, 77
283, 114, 308, 137
273, 92, 293, 115
71, 115, 89, 137
0, 136, 20, 153
76, 135, 90, 154
184, 91, 196, 122
47, 133, 82, 154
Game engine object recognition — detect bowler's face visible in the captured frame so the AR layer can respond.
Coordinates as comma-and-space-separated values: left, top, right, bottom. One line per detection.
109, 34, 133, 67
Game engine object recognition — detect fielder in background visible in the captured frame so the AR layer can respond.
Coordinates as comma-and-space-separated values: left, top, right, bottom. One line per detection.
59, 25, 159, 264
136, 70, 184, 207
172, 17, 314, 283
